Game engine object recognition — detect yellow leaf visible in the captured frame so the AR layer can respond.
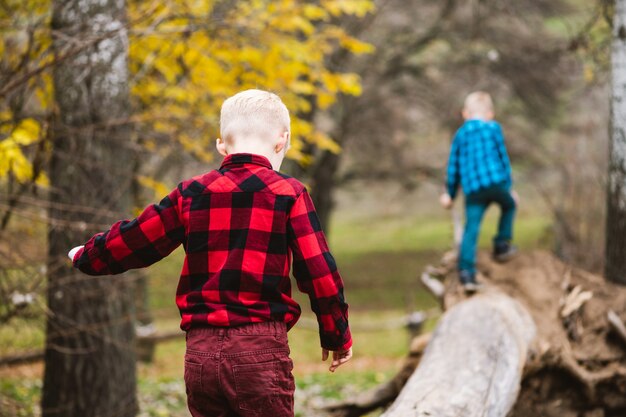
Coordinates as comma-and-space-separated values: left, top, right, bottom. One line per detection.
10, 119, 41, 145
0, 138, 47, 185
137, 175, 171, 199
312, 131, 341, 154
340, 35, 375, 54
289, 80, 316, 95
322, 0, 375, 17
338, 73, 363, 96
35, 172, 49, 187
321, 73, 340, 93
317, 92, 336, 110
303, 4, 329, 20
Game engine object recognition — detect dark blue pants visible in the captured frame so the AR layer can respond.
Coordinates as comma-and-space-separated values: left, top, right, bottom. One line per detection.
459, 185, 516, 275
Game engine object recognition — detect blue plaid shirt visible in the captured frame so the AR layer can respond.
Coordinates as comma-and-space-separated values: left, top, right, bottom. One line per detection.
446, 119, 512, 199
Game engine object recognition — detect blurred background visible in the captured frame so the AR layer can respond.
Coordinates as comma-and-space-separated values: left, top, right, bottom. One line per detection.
0, 0, 616, 416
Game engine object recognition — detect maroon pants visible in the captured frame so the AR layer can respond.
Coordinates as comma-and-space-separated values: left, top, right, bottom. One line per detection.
184, 322, 295, 417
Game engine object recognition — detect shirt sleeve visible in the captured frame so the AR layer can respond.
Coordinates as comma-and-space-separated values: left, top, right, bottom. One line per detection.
287, 190, 352, 351
493, 123, 513, 189
446, 132, 462, 199
73, 186, 185, 275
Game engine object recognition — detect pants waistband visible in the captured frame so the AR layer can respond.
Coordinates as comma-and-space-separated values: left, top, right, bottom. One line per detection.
186, 321, 287, 337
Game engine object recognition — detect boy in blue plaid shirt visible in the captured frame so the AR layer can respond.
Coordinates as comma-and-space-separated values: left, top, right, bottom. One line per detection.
440, 91, 518, 292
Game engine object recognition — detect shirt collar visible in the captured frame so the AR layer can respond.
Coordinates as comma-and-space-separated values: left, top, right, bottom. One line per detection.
220, 153, 273, 170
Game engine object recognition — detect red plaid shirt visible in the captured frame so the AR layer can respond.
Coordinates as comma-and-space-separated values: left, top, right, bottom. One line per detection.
73, 153, 351, 350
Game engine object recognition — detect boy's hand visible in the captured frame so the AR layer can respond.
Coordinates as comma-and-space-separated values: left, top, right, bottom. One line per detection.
68, 245, 84, 261
439, 193, 453, 209
511, 190, 520, 205
322, 347, 352, 372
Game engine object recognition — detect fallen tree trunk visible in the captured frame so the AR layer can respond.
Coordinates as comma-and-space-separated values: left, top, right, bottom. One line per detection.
382, 292, 536, 417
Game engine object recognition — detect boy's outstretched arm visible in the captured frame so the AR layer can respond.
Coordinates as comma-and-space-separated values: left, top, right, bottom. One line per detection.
71, 186, 185, 275
287, 189, 353, 372
439, 134, 461, 210
445, 134, 462, 201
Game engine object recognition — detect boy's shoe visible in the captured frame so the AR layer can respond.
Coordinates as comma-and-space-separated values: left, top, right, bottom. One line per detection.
462, 281, 481, 294
459, 270, 482, 294
493, 241, 517, 263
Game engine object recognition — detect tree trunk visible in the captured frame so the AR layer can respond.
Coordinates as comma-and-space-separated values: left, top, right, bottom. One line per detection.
42, 1, 137, 416
310, 150, 341, 231
381, 292, 536, 417
129, 157, 157, 362
605, 0, 626, 284
308, 94, 355, 233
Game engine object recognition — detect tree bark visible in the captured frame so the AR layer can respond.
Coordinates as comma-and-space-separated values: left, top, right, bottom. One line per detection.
310, 150, 341, 231
381, 292, 536, 417
605, 0, 626, 284
308, 94, 355, 233
42, 1, 137, 416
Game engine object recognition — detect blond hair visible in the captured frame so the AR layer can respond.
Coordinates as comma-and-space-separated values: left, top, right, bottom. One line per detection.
464, 91, 494, 117
220, 89, 290, 144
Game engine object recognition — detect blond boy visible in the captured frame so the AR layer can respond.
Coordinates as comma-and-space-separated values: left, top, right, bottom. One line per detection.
440, 92, 517, 292
68, 89, 353, 416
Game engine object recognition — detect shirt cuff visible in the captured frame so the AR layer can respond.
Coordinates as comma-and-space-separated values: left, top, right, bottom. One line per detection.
340, 338, 353, 351
322, 329, 352, 352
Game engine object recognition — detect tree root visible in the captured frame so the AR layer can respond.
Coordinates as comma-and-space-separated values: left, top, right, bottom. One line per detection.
523, 334, 626, 409
553, 342, 626, 404
608, 310, 626, 347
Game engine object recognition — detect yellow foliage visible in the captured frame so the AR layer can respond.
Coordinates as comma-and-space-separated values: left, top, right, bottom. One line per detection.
0, 0, 51, 187
317, 92, 336, 110
340, 35, 376, 54
127, 0, 374, 163
303, 4, 329, 21
321, 0, 375, 17
0, 141, 35, 183
0, 0, 374, 187
312, 131, 342, 154
9, 119, 41, 146
0, 118, 48, 185
338, 73, 363, 96
137, 175, 171, 199
289, 80, 316, 95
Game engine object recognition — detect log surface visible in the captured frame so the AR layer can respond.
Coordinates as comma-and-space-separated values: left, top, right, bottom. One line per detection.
382, 292, 536, 417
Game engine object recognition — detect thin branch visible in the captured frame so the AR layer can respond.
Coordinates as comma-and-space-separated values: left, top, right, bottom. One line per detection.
0, 29, 119, 99
383, 0, 458, 78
